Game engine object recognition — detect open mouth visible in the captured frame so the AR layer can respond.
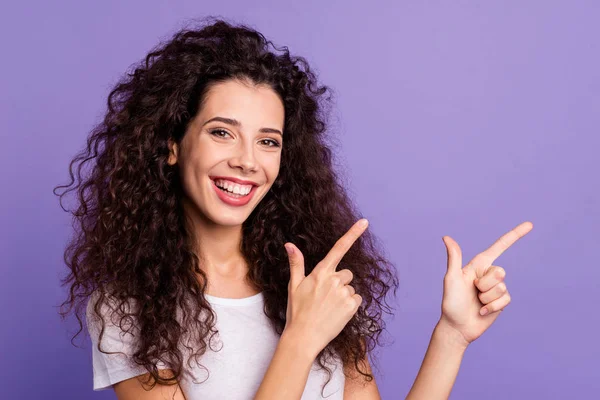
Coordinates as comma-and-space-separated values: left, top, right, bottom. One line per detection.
215, 185, 250, 198
210, 178, 258, 206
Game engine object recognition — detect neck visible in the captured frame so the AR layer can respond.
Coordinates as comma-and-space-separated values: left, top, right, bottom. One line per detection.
182, 197, 249, 281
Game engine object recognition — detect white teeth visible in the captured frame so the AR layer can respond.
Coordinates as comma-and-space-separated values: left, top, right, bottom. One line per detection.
214, 179, 252, 195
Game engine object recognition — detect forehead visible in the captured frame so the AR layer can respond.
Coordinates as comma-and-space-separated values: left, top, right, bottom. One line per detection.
199, 79, 285, 128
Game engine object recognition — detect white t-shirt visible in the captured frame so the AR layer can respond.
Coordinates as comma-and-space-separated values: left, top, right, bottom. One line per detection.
86, 291, 345, 399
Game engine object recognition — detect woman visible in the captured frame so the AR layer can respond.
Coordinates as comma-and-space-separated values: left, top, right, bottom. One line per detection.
55, 17, 398, 399
56, 17, 532, 400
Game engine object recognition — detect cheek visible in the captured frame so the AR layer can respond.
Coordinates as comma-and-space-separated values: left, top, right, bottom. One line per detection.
264, 155, 281, 182
179, 156, 209, 190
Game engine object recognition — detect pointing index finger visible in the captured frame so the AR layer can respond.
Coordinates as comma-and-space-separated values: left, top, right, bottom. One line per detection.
480, 221, 533, 264
319, 219, 369, 272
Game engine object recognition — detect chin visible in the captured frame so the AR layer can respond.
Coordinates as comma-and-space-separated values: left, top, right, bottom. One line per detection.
209, 212, 250, 226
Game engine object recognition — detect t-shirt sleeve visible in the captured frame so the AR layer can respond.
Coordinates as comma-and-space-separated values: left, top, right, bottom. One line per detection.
86, 293, 162, 391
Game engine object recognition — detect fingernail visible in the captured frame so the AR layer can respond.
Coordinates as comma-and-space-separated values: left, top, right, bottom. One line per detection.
480, 308, 489, 316
285, 244, 294, 255
359, 219, 368, 228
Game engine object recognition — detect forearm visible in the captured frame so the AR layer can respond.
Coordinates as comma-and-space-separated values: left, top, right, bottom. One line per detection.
405, 321, 469, 400
254, 330, 316, 400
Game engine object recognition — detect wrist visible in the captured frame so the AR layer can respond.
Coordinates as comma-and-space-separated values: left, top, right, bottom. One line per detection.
434, 319, 470, 351
280, 327, 319, 363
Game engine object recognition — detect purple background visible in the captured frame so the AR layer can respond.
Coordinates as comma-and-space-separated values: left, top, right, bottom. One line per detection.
1, 1, 598, 399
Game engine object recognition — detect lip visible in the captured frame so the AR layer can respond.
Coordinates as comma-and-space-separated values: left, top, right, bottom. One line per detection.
211, 178, 258, 207
209, 176, 259, 186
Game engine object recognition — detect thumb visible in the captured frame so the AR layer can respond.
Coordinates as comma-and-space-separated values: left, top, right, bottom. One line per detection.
442, 236, 462, 275
285, 243, 305, 291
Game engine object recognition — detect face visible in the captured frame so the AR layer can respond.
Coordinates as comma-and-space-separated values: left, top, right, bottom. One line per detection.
168, 78, 284, 226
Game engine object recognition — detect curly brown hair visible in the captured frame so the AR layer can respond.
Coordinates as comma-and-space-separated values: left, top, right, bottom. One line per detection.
54, 16, 399, 392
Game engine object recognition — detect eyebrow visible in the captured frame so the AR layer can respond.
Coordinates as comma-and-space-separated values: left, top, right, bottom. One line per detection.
202, 116, 283, 137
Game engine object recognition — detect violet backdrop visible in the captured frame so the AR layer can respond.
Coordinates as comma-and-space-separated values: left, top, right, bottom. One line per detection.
1, 0, 598, 399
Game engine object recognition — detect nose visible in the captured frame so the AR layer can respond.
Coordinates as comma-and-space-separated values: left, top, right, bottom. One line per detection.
228, 141, 258, 173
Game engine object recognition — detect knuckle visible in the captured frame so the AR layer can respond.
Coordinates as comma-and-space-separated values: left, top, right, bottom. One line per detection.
315, 273, 327, 284
346, 284, 355, 296
496, 267, 506, 280
498, 282, 507, 293
355, 294, 363, 306
343, 269, 354, 282
345, 297, 356, 310
331, 277, 341, 287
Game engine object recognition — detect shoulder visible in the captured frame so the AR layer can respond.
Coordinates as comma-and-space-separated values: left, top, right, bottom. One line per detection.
86, 289, 162, 391
86, 289, 138, 323
85, 289, 141, 351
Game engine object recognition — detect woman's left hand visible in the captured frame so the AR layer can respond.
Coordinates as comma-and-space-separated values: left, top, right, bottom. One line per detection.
438, 221, 534, 347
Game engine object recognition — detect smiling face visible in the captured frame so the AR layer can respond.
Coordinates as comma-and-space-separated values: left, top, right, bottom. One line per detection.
168, 78, 285, 227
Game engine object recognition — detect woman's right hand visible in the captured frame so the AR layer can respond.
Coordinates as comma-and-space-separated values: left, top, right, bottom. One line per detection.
282, 218, 369, 358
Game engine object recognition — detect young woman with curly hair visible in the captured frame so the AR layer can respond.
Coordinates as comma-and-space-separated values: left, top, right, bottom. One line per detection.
56, 14, 534, 399
55, 17, 399, 399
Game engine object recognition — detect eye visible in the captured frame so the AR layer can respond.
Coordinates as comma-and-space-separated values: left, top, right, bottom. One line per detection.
209, 129, 230, 138
261, 139, 281, 148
